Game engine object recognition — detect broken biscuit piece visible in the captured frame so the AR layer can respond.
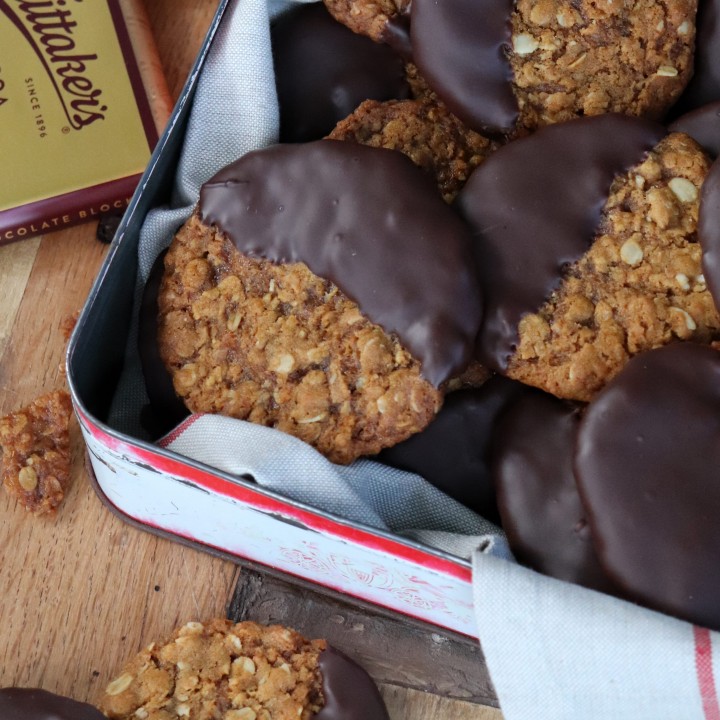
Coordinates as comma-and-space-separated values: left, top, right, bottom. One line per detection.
0, 390, 73, 515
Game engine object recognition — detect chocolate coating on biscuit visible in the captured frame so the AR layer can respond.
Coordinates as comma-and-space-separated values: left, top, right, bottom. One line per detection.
699, 157, 720, 308
410, 0, 517, 134
492, 391, 614, 592
575, 343, 720, 630
272, 4, 409, 143
138, 250, 190, 438
380, 15, 413, 62
316, 647, 389, 720
0, 688, 105, 720
200, 141, 482, 387
669, 101, 720, 159
671, 0, 720, 115
378, 376, 531, 522
457, 115, 666, 372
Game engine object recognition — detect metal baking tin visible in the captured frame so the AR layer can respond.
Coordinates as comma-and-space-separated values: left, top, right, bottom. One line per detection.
67, 0, 477, 638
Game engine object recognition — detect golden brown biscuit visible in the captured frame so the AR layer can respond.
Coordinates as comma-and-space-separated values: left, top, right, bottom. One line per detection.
99, 620, 326, 720
327, 99, 497, 203
508, 132, 719, 400
157, 214, 443, 464
510, 0, 697, 129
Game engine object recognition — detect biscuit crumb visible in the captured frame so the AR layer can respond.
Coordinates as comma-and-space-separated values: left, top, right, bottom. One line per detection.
0, 390, 73, 515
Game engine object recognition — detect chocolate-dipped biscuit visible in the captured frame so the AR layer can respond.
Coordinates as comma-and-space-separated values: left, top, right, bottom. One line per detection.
159, 141, 482, 463
0, 688, 104, 720
575, 343, 720, 631
410, 0, 516, 135
491, 390, 615, 592
272, 3, 408, 143
378, 375, 531, 523
316, 646, 389, 720
99, 619, 389, 720
669, 101, 720, 158
410, 0, 696, 135
327, 98, 497, 203
459, 115, 720, 401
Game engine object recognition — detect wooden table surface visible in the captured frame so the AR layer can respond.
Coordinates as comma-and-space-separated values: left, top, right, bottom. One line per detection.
0, 2, 503, 718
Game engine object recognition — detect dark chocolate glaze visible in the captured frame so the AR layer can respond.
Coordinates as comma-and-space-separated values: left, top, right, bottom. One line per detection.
457, 114, 666, 372
138, 250, 190, 438
380, 15, 413, 62
272, 3, 409, 143
699, 156, 720, 309
668, 0, 720, 116
669, 101, 720, 158
315, 646, 389, 720
575, 343, 720, 631
377, 376, 533, 523
200, 141, 483, 387
491, 391, 615, 592
410, 0, 517, 134
0, 688, 105, 720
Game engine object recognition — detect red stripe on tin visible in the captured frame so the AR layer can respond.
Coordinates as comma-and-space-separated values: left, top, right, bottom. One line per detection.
76, 407, 472, 583
695, 626, 720, 720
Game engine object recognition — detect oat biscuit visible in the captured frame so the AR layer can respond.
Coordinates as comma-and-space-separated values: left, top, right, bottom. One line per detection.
327, 99, 497, 203
509, 0, 697, 129
460, 116, 720, 401
158, 142, 481, 463
507, 132, 718, 400
158, 216, 442, 463
99, 619, 388, 720
575, 343, 720, 630
0, 390, 73, 515
491, 390, 616, 593
409, 0, 697, 135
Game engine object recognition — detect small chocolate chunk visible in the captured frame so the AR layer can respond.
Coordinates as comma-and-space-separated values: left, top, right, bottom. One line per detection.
0, 688, 105, 720
575, 343, 720, 630
669, 101, 720, 159
316, 646, 389, 720
378, 376, 531, 522
272, 3, 409, 143
410, 0, 517, 134
96, 209, 125, 244
457, 114, 666, 372
200, 141, 482, 387
491, 391, 614, 592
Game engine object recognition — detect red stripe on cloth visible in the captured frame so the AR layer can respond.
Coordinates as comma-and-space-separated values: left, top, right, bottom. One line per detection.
695, 626, 720, 720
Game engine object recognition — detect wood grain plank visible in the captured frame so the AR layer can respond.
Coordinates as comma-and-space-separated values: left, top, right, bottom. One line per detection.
0, 238, 40, 365
144, 0, 221, 100
382, 687, 503, 720
0, 228, 108, 409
